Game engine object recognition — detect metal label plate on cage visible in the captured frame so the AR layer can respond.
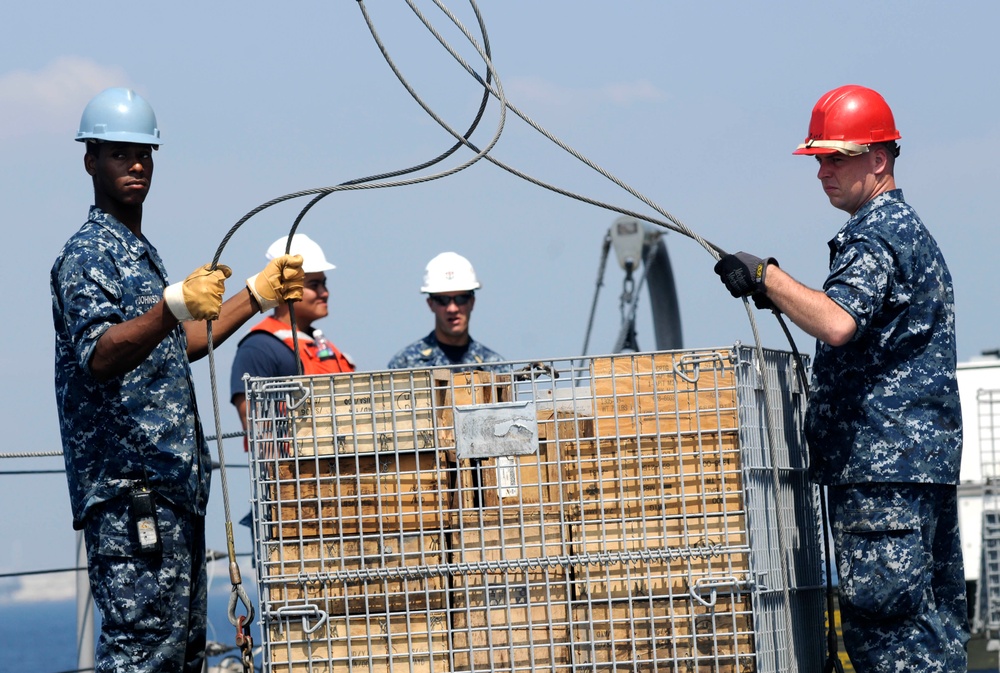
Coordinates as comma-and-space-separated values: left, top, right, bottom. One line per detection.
454, 401, 539, 460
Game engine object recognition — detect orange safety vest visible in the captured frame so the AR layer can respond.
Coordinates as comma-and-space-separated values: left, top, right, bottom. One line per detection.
249, 316, 355, 375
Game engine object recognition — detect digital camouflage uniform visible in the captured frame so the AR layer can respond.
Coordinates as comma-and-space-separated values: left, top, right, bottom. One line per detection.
51, 207, 211, 673
387, 330, 505, 370
804, 190, 968, 671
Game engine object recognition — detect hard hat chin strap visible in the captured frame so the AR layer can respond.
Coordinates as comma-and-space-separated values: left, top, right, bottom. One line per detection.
797, 139, 870, 156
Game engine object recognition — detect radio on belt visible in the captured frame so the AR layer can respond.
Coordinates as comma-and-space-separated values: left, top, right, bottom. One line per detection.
131, 487, 161, 554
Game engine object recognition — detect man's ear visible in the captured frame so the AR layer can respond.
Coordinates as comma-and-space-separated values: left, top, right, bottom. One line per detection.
84, 150, 97, 177
871, 145, 890, 175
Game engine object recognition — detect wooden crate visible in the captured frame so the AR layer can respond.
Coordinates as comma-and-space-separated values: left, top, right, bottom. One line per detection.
560, 432, 747, 598
290, 370, 436, 456
559, 432, 745, 520
449, 568, 573, 672
273, 451, 455, 538
263, 532, 447, 615
267, 610, 451, 673
571, 596, 756, 672
590, 351, 738, 440
451, 411, 595, 516
434, 370, 504, 451
536, 409, 595, 445
454, 449, 558, 515
569, 514, 748, 600
448, 513, 573, 671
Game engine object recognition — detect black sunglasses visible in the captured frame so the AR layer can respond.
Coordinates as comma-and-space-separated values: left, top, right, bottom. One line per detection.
429, 293, 474, 307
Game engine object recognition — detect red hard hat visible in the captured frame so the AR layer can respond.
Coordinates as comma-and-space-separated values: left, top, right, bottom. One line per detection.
793, 85, 901, 156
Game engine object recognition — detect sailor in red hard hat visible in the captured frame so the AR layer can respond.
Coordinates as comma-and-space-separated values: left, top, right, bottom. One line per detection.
715, 85, 968, 672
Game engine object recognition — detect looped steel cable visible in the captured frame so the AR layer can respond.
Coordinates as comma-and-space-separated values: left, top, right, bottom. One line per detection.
193, 2, 823, 669
360, 2, 813, 667
196, 1, 500, 659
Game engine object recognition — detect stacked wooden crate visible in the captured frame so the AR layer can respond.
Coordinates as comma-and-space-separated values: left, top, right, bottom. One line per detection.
264, 370, 451, 673
255, 350, 763, 672
568, 351, 754, 671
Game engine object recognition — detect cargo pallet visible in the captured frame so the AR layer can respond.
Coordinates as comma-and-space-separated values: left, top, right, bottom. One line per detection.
244, 345, 826, 672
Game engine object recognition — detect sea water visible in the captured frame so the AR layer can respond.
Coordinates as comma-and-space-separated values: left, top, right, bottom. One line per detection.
0, 592, 259, 673
7, 595, 999, 673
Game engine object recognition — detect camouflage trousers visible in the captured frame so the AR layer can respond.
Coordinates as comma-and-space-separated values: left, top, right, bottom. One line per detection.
83, 494, 207, 673
829, 483, 969, 672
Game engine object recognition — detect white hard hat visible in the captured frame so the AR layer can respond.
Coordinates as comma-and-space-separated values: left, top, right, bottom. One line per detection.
421, 252, 481, 293
266, 234, 335, 273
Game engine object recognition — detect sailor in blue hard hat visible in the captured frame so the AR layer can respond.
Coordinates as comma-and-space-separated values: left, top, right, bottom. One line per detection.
53, 87, 305, 673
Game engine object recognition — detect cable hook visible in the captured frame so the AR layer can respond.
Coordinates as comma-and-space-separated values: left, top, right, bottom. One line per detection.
620, 260, 635, 313
234, 614, 255, 673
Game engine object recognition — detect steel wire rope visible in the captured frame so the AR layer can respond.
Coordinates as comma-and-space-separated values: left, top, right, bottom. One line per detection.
394, 0, 726, 260
397, 9, 810, 604
376, 1, 805, 667
205, 2, 508, 278
397, 1, 808, 383
202, 6, 495, 636
0, 431, 245, 462
9, 14, 503, 662
580, 232, 612, 358
773, 312, 842, 672
398, 0, 805, 378
193, 0, 509, 642
0, 450, 63, 459
187, 1, 810, 669
278, 2, 495, 372
429, 2, 816, 669
403, 0, 728, 258
201, 2, 506, 490
1, 468, 65, 474
405, 0, 811, 380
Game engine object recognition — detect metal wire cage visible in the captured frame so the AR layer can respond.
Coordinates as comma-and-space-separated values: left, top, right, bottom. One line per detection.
976, 389, 1000, 636
244, 344, 825, 672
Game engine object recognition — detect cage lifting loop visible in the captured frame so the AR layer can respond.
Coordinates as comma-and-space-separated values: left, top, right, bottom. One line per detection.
674, 350, 727, 384
256, 379, 311, 411
273, 603, 329, 635
691, 575, 744, 608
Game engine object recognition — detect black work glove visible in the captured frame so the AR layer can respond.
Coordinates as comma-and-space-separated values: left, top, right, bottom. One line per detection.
751, 292, 777, 311
713, 252, 778, 299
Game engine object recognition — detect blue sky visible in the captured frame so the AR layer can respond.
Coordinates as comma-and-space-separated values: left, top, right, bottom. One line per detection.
1, 1, 998, 603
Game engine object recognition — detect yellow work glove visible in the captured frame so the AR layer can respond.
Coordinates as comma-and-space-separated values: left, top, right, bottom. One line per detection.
163, 264, 232, 321
246, 254, 304, 312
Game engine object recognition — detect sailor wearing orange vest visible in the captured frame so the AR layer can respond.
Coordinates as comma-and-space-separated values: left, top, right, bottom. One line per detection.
230, 233, 355, 434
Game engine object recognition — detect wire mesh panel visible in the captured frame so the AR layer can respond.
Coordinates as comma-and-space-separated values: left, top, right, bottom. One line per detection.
979, 389, 1000, 484
246, 345, 824, 672
976, 389, 1000, 635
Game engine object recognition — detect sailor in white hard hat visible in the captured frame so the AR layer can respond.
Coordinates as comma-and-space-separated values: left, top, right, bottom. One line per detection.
387, 252, 504, 370
231, 233, 355, 431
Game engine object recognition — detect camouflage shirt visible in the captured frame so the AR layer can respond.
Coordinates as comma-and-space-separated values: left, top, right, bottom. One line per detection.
387, 331, 505, 371
51, 207, 210, 527
805, 189, 962, 486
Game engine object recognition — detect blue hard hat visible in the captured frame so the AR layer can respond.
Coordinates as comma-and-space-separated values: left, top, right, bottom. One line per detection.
75, 87, 162, 146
